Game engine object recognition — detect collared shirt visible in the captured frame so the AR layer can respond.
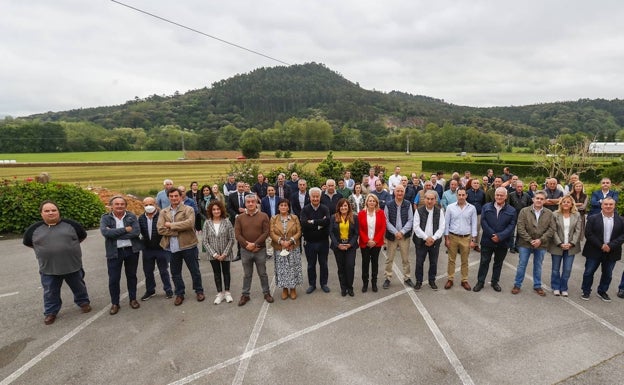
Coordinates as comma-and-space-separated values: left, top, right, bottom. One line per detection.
146, 216, 154, 240
298, 192, 306, 209
603, 214, 614, 244
269, 196, 276, 216
413, 207, 446, 240
444, 202, 477, 237
532, 206, 543, 222
494, 202, 504, 215
168, 207, 180, 253
114, 213, 132, 248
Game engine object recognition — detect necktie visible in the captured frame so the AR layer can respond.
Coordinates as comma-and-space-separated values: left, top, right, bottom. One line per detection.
239, 193, 244, 208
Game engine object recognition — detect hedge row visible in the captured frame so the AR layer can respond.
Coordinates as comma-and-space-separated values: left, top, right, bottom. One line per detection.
0, 181, 106, 233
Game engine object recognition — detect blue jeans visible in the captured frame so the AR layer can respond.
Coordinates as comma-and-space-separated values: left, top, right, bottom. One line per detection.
142, 249, 172, 295
513, 247, 545, 288
107, 248, 139, 305
304, 240, 329, 287
550, 251, 575, 291
170, 247, 203, 296
40, 269, 89, 316
582, 257, 616, 294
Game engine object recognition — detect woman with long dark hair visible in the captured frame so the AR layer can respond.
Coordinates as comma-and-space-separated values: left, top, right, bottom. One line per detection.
202, 200, 235, 304
269, 199, 303, 300
330, 198, 359, 297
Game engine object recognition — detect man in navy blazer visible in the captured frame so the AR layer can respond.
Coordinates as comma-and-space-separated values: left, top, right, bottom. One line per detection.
589, 178, 619, 216
581, 197, 624, 302
290, 179, 310, 217
261, 186, 279, 218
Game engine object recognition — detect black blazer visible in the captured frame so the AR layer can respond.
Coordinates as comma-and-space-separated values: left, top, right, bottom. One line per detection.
583, 214, 624, 262
290, 191, 310, 217
227, 191, 249, 224
329, 214, 359, 250
139, 212, 164, 250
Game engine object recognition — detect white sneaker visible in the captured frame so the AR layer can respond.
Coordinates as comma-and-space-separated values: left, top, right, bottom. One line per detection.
561, 291, 569, 297
214, 292, 225, 305
224, 291, 233, 303
553, 290, 560, 296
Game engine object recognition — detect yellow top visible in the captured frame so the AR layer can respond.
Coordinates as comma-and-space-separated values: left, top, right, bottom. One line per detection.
339, 219, 349, 240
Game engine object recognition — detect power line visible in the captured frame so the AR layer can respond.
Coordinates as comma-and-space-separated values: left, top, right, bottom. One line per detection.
110, 0, 291, 66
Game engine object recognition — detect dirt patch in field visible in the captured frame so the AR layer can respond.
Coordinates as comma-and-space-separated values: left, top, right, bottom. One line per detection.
91, 187, 145, 216
184, 151, 242, 160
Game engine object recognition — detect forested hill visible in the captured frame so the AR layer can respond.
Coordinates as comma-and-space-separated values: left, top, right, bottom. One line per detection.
26, 62, 624, 142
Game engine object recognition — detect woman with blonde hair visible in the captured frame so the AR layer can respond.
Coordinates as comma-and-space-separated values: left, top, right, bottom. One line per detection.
548, 195, 582, 297
330, 198, 359, 297
358, 194, 386, 293
270, 199, 303, 300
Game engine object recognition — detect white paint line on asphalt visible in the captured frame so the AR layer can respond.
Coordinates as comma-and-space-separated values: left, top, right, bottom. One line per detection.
168, 289, 408, 385
1, 303, 115, 385
0, 291, 19, 298
1, 280, 144, 385
390, 257, 476, 385
231, 277, 276, 385
503, 261, 624, 338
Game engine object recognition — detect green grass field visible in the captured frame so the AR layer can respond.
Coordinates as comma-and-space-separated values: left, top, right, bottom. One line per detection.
0, 151, 537, 195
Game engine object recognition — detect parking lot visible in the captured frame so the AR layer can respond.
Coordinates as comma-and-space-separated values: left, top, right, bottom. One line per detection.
2, 230, 624, 385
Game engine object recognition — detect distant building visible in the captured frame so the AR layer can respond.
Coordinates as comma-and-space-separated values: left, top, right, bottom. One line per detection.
588, 142, 624, 155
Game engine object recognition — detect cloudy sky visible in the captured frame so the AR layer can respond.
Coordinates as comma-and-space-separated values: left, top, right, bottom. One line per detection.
2, 0, 623, 117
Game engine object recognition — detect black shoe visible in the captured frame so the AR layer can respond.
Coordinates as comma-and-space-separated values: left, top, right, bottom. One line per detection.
362, 282, 368, 293
141, 291, 156, 301
618, 289, 624, 299
509, 247, 518, 254
404, 278, 414, 288
491, 282, 502, 292
371, 282, 378, 292
413, 281, 422, 291
473, 282, 484, 292
306, 286, 316, 294
341, 289, 347, 297
429, 281, 438, 291
347, 288, 354, 297
383, 279, 390, 289
321, 285, 331, 293
581, 292, 590, 301
597, 291, 612, 302
165, 291, 174, 298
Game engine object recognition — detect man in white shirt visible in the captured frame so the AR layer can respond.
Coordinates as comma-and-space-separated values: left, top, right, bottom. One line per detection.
388, 166, 403, 195
412, 191, 445, 291
443, 187, 478, 290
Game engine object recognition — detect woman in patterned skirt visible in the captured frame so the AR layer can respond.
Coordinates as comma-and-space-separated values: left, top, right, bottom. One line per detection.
270, 198, 303, 300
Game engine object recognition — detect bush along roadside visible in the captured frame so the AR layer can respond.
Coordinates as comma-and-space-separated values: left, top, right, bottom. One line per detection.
0, 179, 106, 234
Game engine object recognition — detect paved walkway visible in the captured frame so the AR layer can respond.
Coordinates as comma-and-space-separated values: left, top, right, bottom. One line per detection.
1, 230, 624, 385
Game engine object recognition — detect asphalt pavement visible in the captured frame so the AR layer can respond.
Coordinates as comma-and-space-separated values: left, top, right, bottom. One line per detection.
1, 230, 624, 385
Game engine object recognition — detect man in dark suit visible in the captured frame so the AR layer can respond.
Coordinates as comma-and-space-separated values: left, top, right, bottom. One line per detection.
290, 179, 310, 217
274, 173, 292, 201
252, 173, 268, 199
138, 197, 173, 300
227, 181, 248, 261
261, 186, 279, 258
589, 178, 619, 216
581, 197, 624, 302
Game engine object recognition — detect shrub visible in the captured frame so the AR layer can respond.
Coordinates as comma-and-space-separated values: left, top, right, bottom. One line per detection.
225, 160, 262, 186
347, 159, 372, 184
316, 151, 345, 182
265, 162, 321, 188
0, 179, 106, 233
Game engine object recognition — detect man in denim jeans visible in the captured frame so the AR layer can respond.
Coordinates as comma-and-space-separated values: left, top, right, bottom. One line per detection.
512, 191, 555, 296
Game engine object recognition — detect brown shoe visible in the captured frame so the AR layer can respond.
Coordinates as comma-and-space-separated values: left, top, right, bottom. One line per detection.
196, 292, 206, 302
80, 303, 92, 313
461, 281, 471, 291
290, 288, 297, 300
511, 286, 521, 295
109, 304, 120, 315
238, 295, 250, 306
534, 287, 546, 297
129, 299, 140, 309
281, 288, 289, 300
44, 314, 56, 325
264, 293, 274, 303
174, 296, 184, 306
444, 280, 453, 290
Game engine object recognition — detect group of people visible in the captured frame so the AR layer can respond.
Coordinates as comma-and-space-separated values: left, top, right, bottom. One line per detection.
22, 167, 624, 326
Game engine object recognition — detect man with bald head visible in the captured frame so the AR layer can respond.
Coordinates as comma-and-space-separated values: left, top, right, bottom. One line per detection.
138, 197, 173, 300
156, 179, 174, 209
473, 187, 517, 292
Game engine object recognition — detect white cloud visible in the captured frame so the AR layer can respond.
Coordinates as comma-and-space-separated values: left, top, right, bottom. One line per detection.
1, 0, 623, 116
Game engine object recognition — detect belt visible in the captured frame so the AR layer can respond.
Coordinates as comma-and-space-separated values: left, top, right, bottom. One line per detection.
117, 246, 133, 251
449, 232, 470, 238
